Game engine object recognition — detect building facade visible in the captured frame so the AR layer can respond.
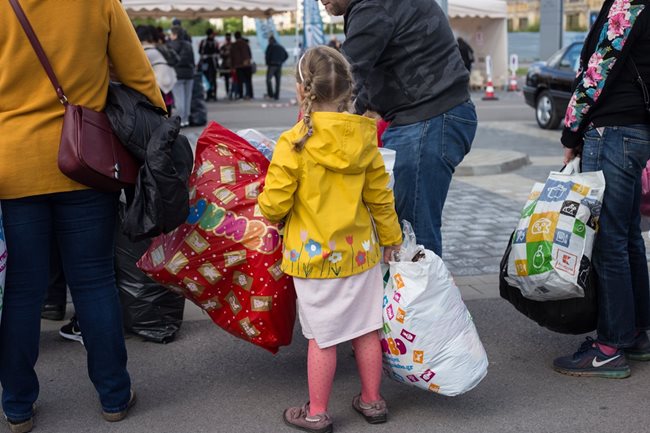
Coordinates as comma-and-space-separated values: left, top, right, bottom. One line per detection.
507, 0, 603, 31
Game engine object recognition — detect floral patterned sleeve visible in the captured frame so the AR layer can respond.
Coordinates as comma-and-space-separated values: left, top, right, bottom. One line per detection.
561, 0, 647, 149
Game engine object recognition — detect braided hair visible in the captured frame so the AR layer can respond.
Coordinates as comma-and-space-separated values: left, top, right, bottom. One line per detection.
293, 46, 354, 151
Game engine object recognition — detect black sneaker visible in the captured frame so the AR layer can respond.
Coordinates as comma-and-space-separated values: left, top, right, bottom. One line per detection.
59, 316, 83, 345
553, 337, 630, 379
624, 332, 650, 361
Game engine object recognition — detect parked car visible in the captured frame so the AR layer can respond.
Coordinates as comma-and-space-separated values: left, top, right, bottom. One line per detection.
523, 42, 584, 129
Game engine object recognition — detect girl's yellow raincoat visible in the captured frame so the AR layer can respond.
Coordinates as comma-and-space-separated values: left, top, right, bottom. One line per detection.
258, 112, 401, 279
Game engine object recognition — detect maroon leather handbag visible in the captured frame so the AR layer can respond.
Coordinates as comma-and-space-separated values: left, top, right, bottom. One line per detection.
9, 0, 139, 192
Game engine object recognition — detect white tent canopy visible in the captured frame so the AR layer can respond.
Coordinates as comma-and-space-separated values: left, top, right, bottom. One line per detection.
121, 0, 295, 18
449, 0, 508, 88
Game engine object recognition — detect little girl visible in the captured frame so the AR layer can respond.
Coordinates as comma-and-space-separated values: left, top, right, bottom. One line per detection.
258, 46, 402, 433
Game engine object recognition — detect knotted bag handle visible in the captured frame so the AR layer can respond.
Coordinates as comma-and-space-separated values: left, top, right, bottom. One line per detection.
8, 0, 68, 104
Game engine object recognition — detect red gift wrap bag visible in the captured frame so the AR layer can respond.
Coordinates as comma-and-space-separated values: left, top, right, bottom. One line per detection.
137, 121, 296, 353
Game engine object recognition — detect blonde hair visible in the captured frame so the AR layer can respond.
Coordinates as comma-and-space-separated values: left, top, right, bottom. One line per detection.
294, 46, 354, 151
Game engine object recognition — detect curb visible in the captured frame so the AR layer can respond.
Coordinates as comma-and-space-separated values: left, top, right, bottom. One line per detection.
456, 149, 530, 176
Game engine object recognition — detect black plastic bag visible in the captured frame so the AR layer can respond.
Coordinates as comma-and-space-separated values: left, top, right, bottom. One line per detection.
499, 233, 598, 335
116, 206, 185, 343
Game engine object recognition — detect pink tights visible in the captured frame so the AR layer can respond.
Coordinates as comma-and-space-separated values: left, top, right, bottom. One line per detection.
307, 331, 383, 416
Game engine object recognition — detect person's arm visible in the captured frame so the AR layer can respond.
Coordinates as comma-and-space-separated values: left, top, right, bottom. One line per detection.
363, 150, 402, 246
257, 135, 300, 223
107, 0, 165, 109
265, 46, 271, 65
342, 1, 395, 114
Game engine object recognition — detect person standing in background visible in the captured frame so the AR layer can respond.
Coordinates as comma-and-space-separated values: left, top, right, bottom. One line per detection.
219, 33, 233, 98
0, 0, 165, 430
265, 36, 288, 100
320, 0, 477, 257
199, 28, 219, 102
168, 26, 196, 127
230, 31, 254, 100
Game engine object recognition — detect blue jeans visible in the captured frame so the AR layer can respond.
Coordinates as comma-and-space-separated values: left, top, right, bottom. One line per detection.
0, 190, 131, 421
581, 124, 650, 348
382, 100, 477, 255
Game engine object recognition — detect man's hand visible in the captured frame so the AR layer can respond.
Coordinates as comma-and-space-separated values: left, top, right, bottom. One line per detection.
383, 244, 402, 263
563, 147, 579, 166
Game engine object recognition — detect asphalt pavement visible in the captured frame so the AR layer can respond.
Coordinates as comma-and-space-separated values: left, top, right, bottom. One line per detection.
12, 73, 650, 433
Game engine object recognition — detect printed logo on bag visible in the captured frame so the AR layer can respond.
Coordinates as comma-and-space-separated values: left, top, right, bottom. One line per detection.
555, 249, 578, 275
233, 271, 254, 291
513, 229, 527, 244
573, 219, 587, 238
251, 296, 273, 312
189, 186, 197, 200
267, 260, 284, 281
215, 143, 232, 156
183, 277, 206, 296
521, 200, 537, 218
382, 322, 391, 334
420, 369, 436, 382
581, 197, 600, 215
526, 242, 554, 275
400, 329, 416, 343
185, 231, 211, 254
220, 166, 236, 184
198, 262, 223, 284
245, 182, 261, 199
224, 250, 247, 267
394, 274, 405, 289
428, 384, 441, 393
406, 375, 419, 383
572, 183, 590, 196
553, 230, 572, 248
577, 256, 591, 289
225, 290, 242, 314
560, 200, 580, 218
588, 188, 602, 198
386, 305, 395, 320
413, 350, 424, 364
195, 160, 215, 178
213, 187, 237, 205
164, 251, 189, 275
528, 212, 559, 243
200, 295, 222, 312
151, 245, 166, 267
238, 161, 259, 175
383, 295, 389, 308
587, 214, 599, 231
539, 180, 573, 202
396, 308, 406, 324
393, 292, 402, 303
239, 317, 261, 338
528, 190, 541, 200
515, 260, 528, 276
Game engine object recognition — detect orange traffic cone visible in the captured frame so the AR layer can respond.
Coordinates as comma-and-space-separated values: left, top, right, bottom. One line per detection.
482, 78, 499, 101
507, 73, 519, 92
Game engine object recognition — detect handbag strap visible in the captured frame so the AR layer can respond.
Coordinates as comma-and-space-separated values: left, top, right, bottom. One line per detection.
8, 0, 68, 104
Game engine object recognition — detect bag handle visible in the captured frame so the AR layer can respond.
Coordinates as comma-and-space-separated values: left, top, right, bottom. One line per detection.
560, 157, 581, 175
8, 0, 68, 104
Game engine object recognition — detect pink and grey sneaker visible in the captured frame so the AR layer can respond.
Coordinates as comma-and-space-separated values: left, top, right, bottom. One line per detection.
351, 395, 388, 424
283, 402, 333, 433
553, 337, 630, 379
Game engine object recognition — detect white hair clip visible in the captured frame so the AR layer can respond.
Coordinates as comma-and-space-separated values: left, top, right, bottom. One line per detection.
298, 53, 306, 83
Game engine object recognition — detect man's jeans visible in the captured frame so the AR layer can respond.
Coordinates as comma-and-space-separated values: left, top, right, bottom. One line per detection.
382, 100, 477, 256
0, 190, 131, 421
581, 124, 650, 347
266, 65, 282, 99
172, 78, 193, 124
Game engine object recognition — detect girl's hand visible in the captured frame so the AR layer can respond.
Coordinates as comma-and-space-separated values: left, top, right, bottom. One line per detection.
383, 244, 402, 263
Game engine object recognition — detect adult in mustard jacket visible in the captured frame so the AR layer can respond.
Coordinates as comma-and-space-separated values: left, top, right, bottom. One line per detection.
258, 112, 402, 278
0, 1, 165, 430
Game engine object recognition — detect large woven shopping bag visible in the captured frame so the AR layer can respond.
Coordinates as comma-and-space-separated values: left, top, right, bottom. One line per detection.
137, 122, 295, 353
506, 158, 605, 301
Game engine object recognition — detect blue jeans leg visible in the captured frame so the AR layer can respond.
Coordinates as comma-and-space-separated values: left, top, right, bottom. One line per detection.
382, 101, 477, 256
581, 125, 650, 347
0, 190, 131, 419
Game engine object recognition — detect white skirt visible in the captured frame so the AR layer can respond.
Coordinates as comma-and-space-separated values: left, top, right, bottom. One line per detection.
293, 264, 384, 348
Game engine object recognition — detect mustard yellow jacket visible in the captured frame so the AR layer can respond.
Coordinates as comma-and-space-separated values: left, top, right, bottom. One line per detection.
0, 0, 164, 199
258, 112, 401, 279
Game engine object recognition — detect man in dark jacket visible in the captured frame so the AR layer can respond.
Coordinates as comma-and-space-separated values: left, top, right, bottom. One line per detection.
265, 36, 288, 100
230, 31, 254, 99
320, 0, 477, 256
199, 28, 219, 101
168, 26, 195, 127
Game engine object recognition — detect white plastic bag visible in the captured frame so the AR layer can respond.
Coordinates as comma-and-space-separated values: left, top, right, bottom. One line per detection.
381, 222, 488, 396
378, 148, 396, 190
506, 158, 605, 301
236, 129, 276, 160
0, 205, 6, 323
